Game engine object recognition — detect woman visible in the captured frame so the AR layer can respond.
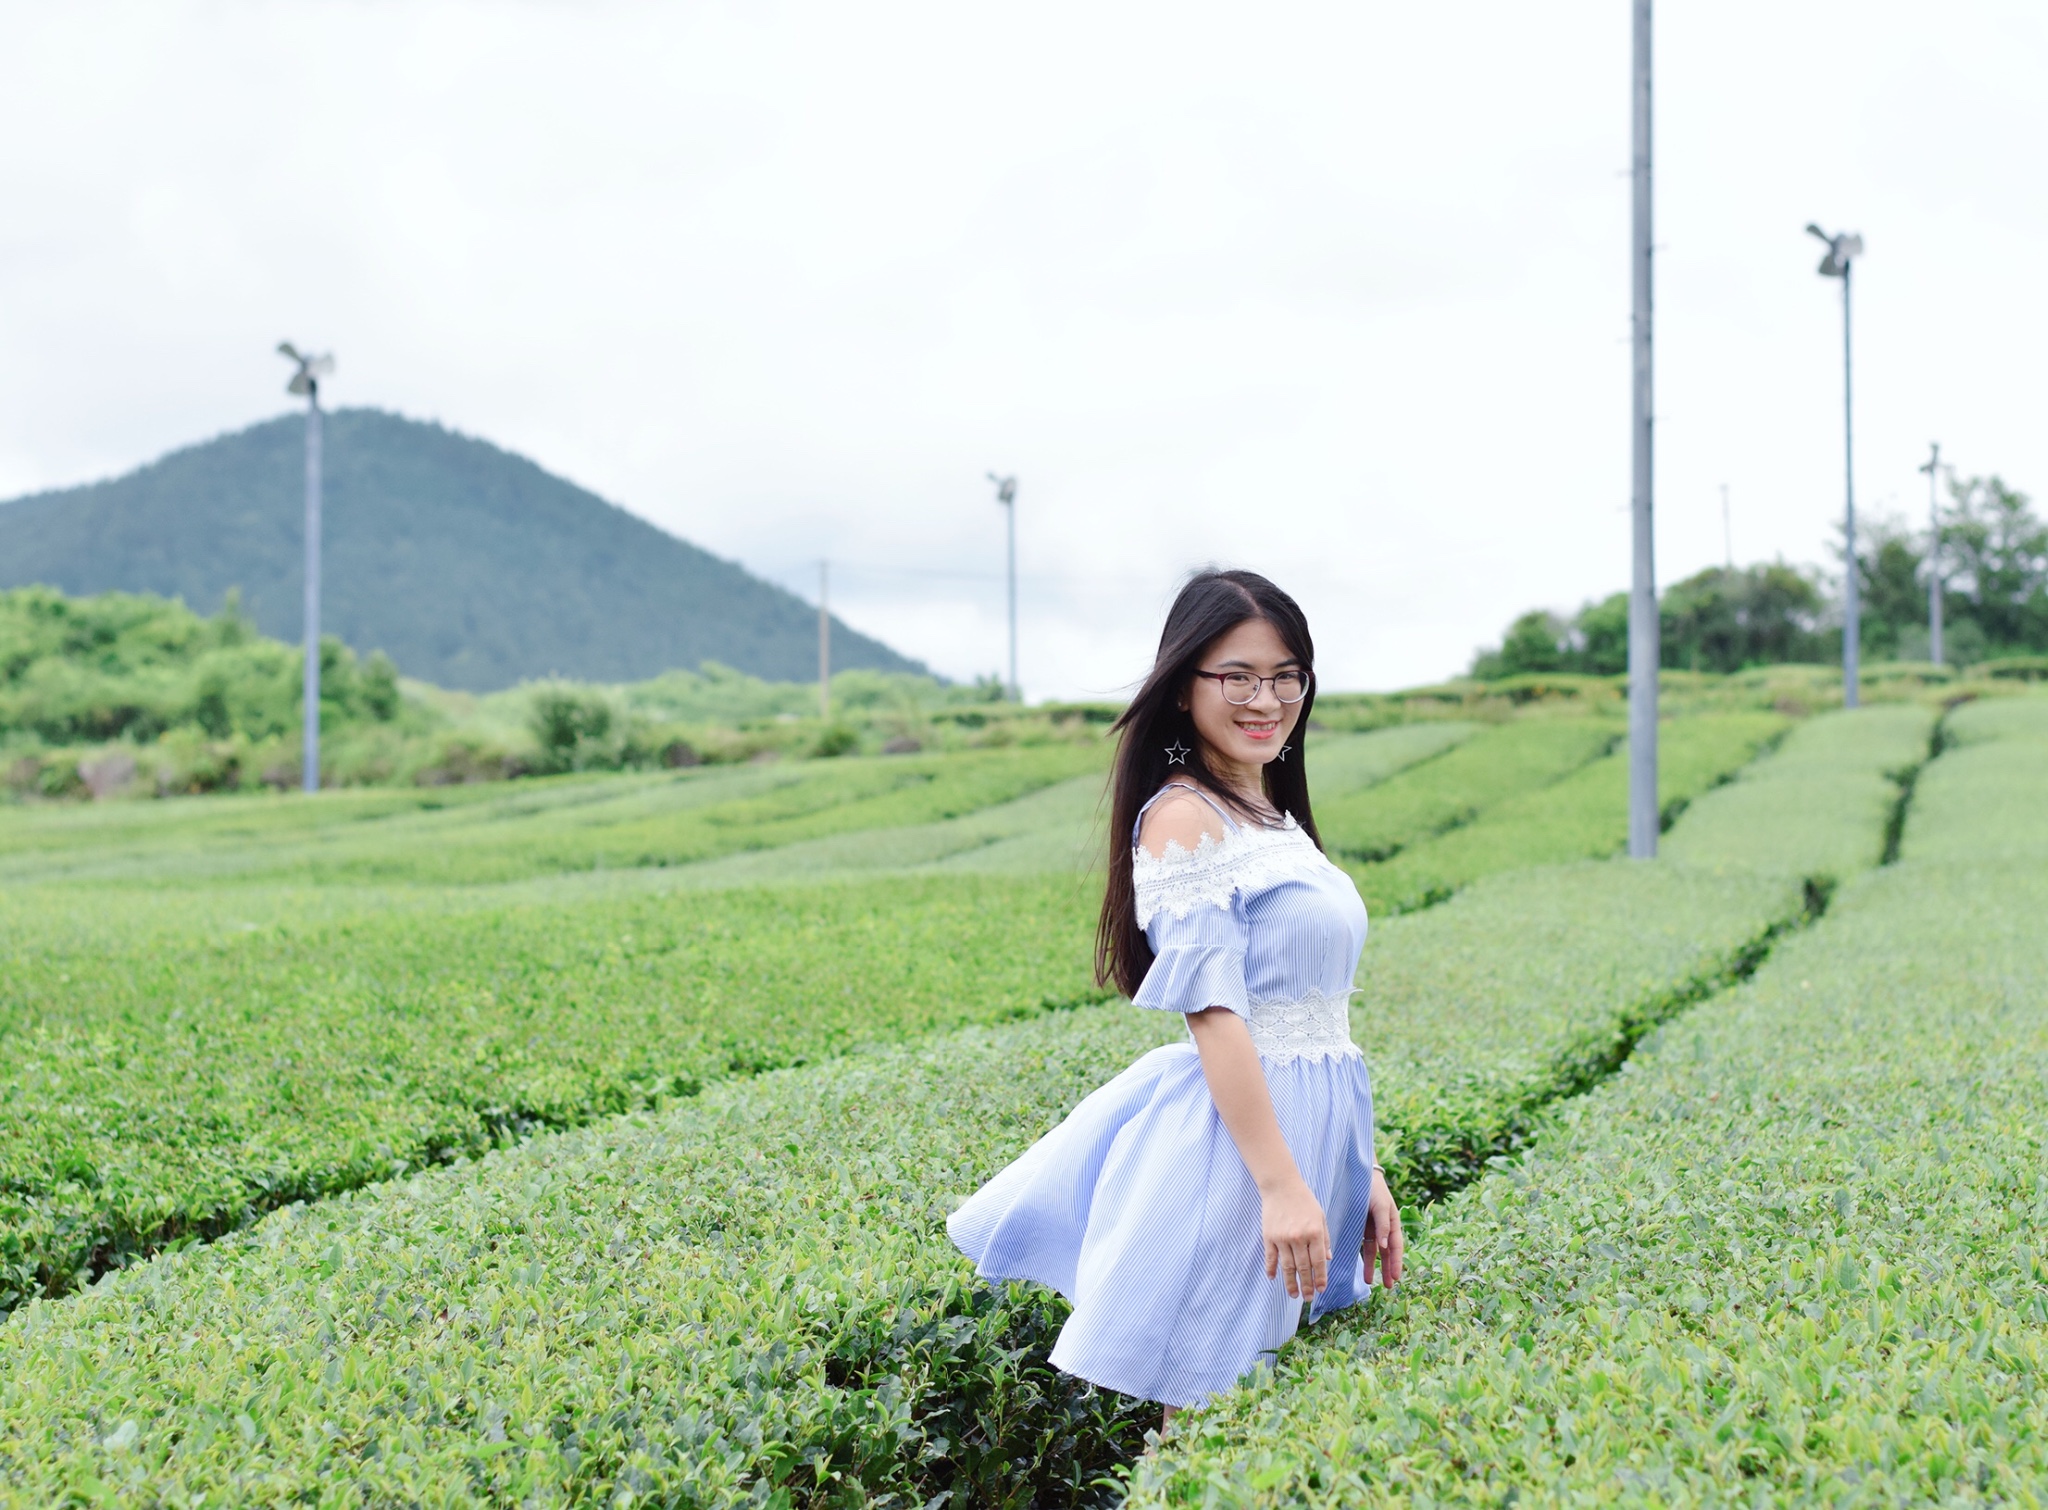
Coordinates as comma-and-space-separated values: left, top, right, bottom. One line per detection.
948, 569, 1403, 1426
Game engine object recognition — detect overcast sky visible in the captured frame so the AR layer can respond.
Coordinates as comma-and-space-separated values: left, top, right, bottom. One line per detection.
2, 2, 2042, 698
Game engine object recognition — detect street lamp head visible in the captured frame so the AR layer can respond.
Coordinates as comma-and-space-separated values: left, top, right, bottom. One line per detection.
987, 472, 1017, 507
1806, 225, 1862, 279
278, 342, 335, 397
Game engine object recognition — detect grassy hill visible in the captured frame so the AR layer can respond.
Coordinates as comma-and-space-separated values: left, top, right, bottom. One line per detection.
0, 409, 926, 690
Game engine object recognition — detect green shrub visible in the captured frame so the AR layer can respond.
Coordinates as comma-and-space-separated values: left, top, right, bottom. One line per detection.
1662, 702, 1935, 881
1899, 691, 2048, 864
0, 742, 1106, 886
0, 1005, 1178, 1506
0, 684, 1939, 1499
1318, 717, 1619, 866
0, 870, 1112, 1314
0, 589, 404, 752
1127, 719, 2048, 1505
1351, 711, 1787, 913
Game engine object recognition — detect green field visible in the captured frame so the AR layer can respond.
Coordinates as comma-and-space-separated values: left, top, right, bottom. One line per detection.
2, 691, 2043, 1506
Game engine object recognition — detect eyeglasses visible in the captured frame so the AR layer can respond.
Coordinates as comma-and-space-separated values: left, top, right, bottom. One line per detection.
1193, 669, 1312, 705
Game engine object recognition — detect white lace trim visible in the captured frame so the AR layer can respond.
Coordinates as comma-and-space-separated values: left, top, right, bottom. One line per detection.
1243, 987, 1361, 1065
1132, 817, 1325, 928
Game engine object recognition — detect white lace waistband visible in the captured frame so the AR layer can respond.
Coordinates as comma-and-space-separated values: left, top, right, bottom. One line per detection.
1240, 987, 1360, 1065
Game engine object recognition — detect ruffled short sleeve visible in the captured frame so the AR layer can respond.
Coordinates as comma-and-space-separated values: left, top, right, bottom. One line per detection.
1130, 837, 1252, 1017
1132, 896, 1250, 1016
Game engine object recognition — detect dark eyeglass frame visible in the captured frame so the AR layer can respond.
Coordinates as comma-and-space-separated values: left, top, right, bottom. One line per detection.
1192, 668, 1313, 706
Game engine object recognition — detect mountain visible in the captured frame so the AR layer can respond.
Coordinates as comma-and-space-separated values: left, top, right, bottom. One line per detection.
0, 409, 926, 691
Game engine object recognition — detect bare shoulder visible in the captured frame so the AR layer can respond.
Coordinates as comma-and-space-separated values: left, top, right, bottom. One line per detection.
1137, 787, 1230, 859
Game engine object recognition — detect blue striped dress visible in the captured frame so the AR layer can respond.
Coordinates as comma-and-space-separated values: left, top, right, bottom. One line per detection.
947, 784, 1377, 1408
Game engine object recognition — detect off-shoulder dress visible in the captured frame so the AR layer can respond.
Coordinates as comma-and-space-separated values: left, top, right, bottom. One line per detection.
946, 782, 1377, 1409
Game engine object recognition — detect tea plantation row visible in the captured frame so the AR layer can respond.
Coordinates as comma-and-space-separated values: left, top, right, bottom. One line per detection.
0, 705, 1936, 1504
1130, 692, 2048, 1504
0, 712, 1781, 1313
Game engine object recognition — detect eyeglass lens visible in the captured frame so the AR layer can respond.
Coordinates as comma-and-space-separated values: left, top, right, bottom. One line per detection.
1219, 673, 1309, 704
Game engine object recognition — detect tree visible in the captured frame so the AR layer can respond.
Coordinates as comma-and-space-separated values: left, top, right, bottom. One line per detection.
1659, 564, 1825, 673
1941, 475, 2048, 655
1845, 516, 1927, 662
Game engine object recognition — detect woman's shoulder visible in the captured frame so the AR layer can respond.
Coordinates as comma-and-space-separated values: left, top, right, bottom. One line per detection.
1131, 787, 1318, 926
1134, 785, 1232, 860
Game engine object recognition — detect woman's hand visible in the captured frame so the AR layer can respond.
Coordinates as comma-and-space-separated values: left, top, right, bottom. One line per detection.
1262, 1179, 1331, 1298
1361, 1167, 1404, 1289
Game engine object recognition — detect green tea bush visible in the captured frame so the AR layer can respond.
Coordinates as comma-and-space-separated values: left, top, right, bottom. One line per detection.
0, 693, 1933, 1500
1356, 860, 1799, 1201
1128, 742, 2048, 1504
0, 1005, 1185, 1507
1661, 702, 1935, 880
1904, 692, 2048, 865
0, 872, 1106, 1312
1317, 718, 1618, 867
669, 725, 1479, 888
0, 742, 1103, 886
0, 835, 1847, 1507
1305, 722, 1477, 800
1353, 711, 1786, 914
0, 853, 1817, 1507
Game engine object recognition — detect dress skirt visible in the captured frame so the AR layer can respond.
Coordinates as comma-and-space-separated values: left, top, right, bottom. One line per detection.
946, 1041, 1378, 1409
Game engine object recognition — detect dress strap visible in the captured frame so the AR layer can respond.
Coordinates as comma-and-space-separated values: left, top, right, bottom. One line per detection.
1132, 781, 1240, 849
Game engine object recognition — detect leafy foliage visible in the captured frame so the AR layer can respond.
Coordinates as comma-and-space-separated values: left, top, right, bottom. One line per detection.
0, 1007, 1175, 1505
1662, 702, 1935, 881
0, 687, 1939, 1500
1474, 472, 2048, 678
1127, 698, 2048, 1505
1347, 711, 1787, 915
0, 693, 2016, 1504
0, 587, 400, 748
1318, 718, 1619, 867
0, 871, 1110, 1313
1474, 566, 1829, 680
0, 742, 1106, 885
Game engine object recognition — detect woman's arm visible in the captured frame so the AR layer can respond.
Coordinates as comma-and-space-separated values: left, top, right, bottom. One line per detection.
1138, 790, 1332, 1298
1187, 1006, 1331, 1299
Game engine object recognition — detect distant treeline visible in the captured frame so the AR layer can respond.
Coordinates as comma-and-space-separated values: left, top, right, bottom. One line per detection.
0, 586, 1071, 801
1474, 473, 2048, 678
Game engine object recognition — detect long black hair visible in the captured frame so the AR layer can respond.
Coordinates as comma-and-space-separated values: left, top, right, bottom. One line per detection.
1095, 569, 1322, 998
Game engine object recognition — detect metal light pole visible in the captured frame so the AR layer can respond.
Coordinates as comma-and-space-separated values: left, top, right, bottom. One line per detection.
1919, 442, 1944, 666
818, 559, 831, 720
1806, 224, 1863, 708
987, 473, 1019, 701
1720, 483, 1733, 570
1626, 0, 1658, 860
278, 342, 333, 792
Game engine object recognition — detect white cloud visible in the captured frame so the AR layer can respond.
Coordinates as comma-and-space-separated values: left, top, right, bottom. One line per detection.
1, 0, 2041, 696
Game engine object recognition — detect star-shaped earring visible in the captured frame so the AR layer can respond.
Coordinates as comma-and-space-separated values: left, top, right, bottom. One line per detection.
1277, 744, 1290, 761
1164, 740, 1190, 765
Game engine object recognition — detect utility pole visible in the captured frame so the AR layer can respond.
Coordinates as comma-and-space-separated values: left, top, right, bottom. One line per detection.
987, 473, 1019, 701
1626, 0, 1658, 860
1919, 442, 1944, 666
818, 560, 831, 720
278, 342, 333, 792
1807, 224, 1863, 708
1720, 483, 1733, 569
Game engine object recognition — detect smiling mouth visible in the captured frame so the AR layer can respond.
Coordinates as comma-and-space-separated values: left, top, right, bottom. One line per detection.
1236, 721, 1281, 740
